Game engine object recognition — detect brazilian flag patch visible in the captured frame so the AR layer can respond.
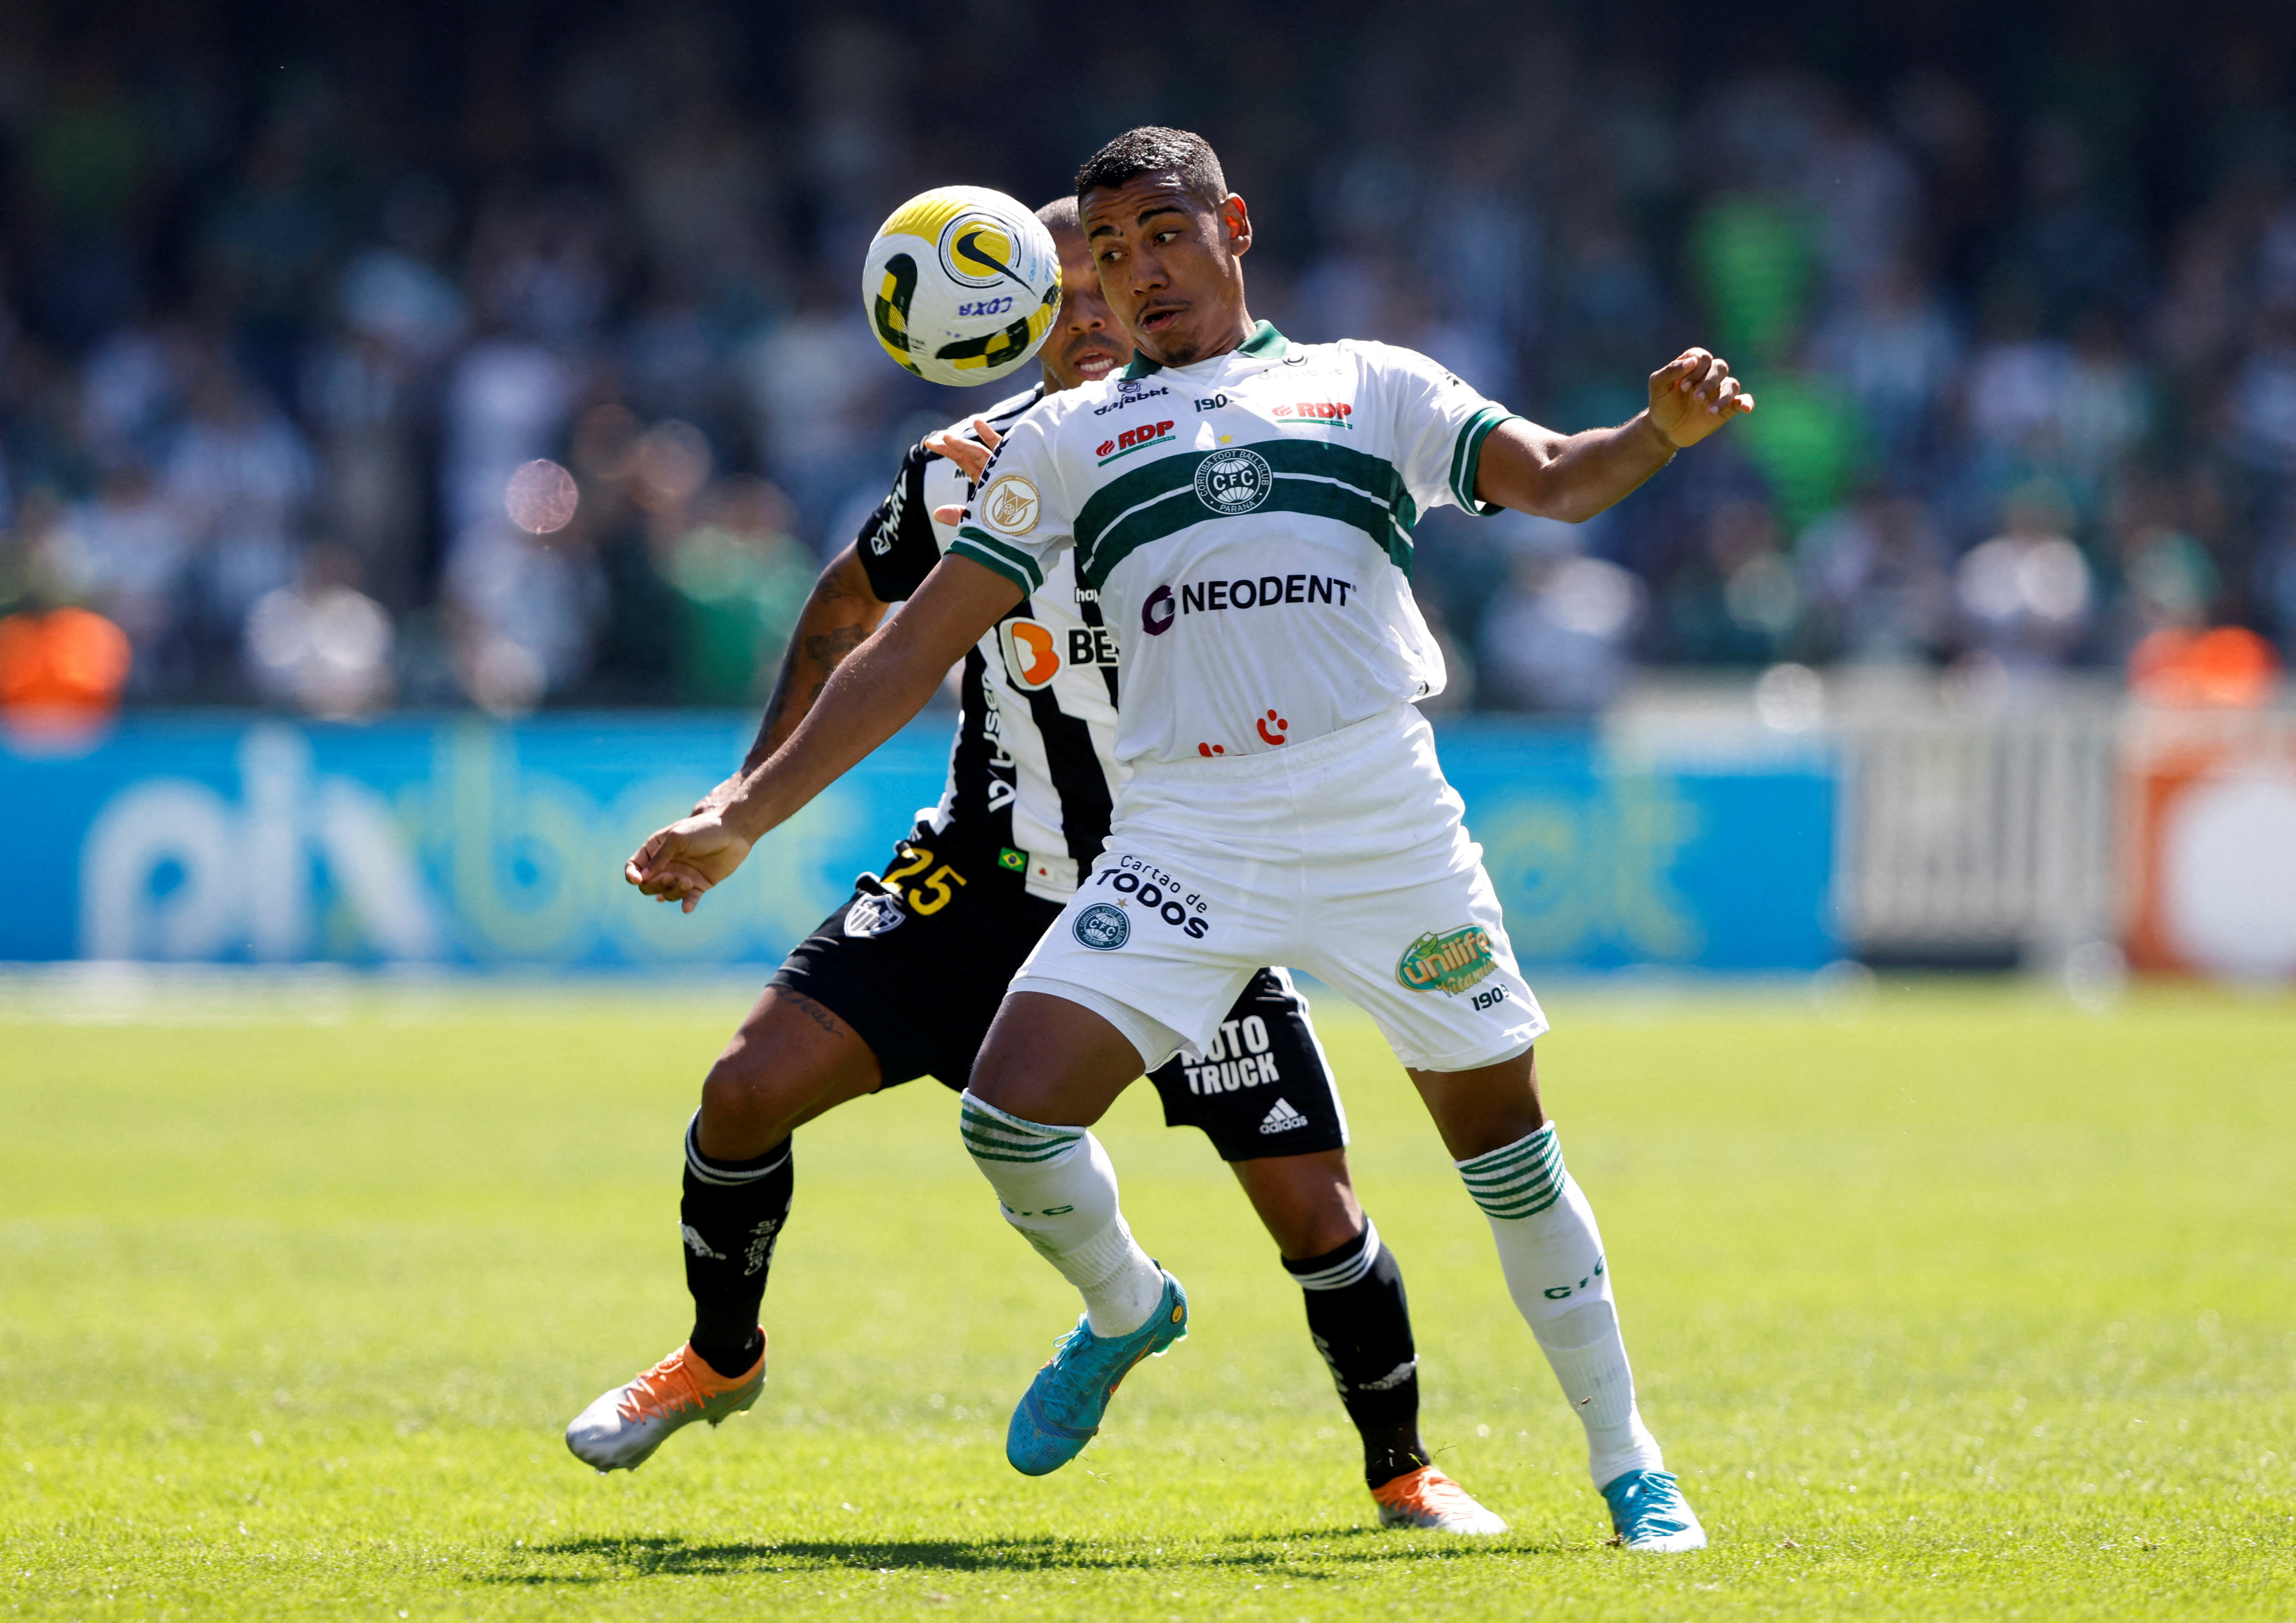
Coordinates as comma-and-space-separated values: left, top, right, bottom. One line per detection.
998, 847, 1027, 873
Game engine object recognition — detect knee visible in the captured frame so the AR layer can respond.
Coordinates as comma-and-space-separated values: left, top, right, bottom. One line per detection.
698, 1044, 791, 1156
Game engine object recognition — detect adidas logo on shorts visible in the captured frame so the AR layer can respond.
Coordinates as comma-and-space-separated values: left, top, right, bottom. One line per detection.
1258, 1097, 1310, 1135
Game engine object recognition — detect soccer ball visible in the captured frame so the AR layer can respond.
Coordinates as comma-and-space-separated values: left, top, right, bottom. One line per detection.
862, 186, 1062, 387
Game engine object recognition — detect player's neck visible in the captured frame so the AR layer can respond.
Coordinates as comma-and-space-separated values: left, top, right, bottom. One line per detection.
1143, 306, 1256, 370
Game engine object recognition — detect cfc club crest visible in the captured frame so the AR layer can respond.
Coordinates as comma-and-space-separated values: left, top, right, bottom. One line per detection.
1396, 924, 1498, 995
1073, 902, 1130, 951
1193, 447, 1272, 514
983, 474, 1040, 534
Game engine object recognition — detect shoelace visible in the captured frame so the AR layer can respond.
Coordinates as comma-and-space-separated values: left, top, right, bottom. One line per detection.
1036, 1321, 1107, 1409
615, 1352, 707, 1424
1613, 1475, 1692, 1536
1378, 1469, 1472, 1515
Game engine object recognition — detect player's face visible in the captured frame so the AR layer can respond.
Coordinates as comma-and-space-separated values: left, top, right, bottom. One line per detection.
1039, 223, 1131, 393
1081, 170, 1253, 368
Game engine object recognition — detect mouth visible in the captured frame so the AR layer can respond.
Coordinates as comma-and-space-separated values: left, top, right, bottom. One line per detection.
1137, 301, 1185, 335
1066, 344, 1122, 381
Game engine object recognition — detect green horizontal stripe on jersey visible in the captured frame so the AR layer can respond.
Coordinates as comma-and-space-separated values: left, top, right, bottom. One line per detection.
952, 527, 1045, 593
1449, 404, 1525, 514
1072, 439, 1420, 591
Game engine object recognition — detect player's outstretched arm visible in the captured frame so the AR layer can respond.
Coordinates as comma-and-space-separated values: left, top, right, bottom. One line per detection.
1474, 348, 1754, 524
626, 554, 1023, 911
696, 543, 890, 812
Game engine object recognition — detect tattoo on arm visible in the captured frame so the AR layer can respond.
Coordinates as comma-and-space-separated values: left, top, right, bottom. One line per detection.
780, 990, 844, 1036
804, 624, 870, 669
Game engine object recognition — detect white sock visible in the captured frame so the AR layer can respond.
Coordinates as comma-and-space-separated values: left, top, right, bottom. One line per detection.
1456, 1123, 1666, 1487
959, 1091, 1165, 1336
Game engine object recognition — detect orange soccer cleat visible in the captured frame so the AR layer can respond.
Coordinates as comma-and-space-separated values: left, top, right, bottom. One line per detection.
564, 1335, 766, 1471
1371, 1465, 1509, 1535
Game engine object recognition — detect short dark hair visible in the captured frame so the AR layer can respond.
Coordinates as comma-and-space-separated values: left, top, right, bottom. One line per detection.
1036, 196, 1080, 233
1073, 127, 1227, 210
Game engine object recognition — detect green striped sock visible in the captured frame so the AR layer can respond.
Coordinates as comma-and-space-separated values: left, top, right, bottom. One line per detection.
1455, 1123, 1567, 1219
959, 1094, 1086, 1165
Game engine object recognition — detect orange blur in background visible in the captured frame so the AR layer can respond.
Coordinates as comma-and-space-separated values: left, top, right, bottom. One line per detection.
0, 607, 132, 729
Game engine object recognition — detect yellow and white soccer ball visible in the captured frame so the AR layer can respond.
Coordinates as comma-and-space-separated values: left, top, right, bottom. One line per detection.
863, 185, 1061, 387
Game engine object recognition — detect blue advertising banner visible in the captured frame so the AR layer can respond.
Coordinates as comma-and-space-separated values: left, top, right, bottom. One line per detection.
0, 713, 1835, 971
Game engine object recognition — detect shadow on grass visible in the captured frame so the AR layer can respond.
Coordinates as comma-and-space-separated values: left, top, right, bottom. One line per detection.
479, 1527, 1584, 1585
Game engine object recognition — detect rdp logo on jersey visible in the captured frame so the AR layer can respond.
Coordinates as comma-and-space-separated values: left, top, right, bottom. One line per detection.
1194, 447, 1272, 514
1097, 420, 1176, 463
1272, 401, 1354, 426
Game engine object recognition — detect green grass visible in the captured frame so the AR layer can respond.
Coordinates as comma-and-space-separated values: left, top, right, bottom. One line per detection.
2, 973, 2292, 1620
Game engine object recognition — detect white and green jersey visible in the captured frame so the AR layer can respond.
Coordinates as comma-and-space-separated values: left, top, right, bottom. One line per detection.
952, 322, 1519, 766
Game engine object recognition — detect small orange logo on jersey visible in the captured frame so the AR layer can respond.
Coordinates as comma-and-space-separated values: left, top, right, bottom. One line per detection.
999, 620, 1060, 689
1256, 710, 1290, 745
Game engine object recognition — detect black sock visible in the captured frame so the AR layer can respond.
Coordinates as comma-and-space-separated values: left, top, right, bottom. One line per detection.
1283, 1218, 1432, 1490
680, 1113, 793, 1379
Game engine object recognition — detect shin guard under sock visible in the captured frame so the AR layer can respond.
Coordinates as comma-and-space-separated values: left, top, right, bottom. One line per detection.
1456, 1122, 1665, 1486
680, 1113, 793, 1378
959, 1091, 1164, 1336
1283, 1219, 1432, 1489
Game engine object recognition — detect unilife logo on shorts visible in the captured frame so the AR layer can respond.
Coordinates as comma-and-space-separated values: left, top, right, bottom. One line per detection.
1396, 924, 1498, 995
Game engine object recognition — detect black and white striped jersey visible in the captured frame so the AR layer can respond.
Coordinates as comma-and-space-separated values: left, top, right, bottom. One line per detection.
853, 385, 1123, 902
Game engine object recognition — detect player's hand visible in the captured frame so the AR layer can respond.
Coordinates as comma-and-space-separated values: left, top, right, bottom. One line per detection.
927, 418, 1004, 526
1646, 349, 1754, 450
624, 812, 754, 914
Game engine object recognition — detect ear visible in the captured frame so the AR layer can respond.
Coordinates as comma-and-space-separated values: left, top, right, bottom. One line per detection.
1223, 193, 1253, 257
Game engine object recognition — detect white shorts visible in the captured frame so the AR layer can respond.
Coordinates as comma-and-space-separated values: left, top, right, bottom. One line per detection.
1012, 703, 1548, 1072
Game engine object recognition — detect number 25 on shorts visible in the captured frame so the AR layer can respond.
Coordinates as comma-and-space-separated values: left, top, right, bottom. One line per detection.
882, 845, 969, 915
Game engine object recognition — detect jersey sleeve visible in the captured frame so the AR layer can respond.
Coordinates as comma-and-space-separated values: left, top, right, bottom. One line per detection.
853, 442, 941, 602
947, 408, 1073, 595
1374, 344, 1526, 518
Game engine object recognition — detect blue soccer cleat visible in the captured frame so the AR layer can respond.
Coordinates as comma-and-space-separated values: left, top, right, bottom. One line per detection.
1006, 1269, 1189, 1476
1602, 1468, 1708, 1551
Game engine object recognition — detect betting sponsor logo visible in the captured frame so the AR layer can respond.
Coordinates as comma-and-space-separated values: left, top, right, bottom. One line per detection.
1395, 924, 1499, 995
1092, 382, 1172, 415
998, 620, 1060, 689
1097, 420, 1176, 464
1086, 854, 1212, 938
998, 618, 1119, 688
1270, 400, 1354, 429
844, 893, 906, 938
982, 474, 1040, 535
1073, 902, 1130, 950
1193, 446, 1271, 514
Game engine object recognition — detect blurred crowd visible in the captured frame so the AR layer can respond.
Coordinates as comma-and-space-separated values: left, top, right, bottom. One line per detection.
0, 1, 2292, 721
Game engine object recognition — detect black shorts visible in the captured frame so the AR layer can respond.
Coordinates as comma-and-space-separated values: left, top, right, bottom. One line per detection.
772, 827, 1348, 1162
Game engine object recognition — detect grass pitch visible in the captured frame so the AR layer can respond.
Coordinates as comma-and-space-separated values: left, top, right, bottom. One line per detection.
2, 972, 2292, 1621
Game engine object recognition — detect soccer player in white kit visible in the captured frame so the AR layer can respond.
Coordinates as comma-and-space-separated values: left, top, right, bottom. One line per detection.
628, 127, 1754, 1551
